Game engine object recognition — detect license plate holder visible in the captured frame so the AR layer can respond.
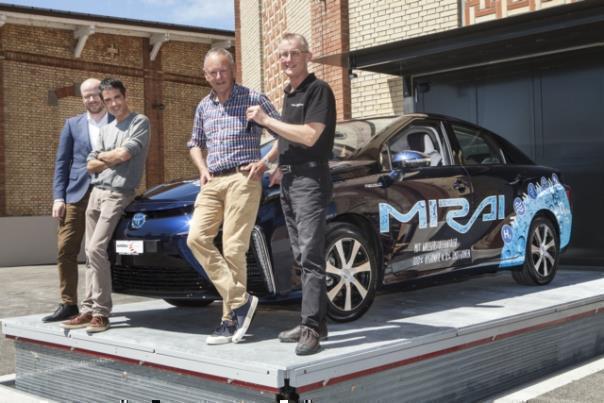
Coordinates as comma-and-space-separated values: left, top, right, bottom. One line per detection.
115, 240, 144, 255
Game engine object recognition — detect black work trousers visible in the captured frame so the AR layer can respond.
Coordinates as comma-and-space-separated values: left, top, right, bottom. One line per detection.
280, 166, 333, 330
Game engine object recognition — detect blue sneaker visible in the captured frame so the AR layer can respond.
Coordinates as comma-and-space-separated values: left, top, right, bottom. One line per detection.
206, 320, 237, 345
231, 294, 258, 343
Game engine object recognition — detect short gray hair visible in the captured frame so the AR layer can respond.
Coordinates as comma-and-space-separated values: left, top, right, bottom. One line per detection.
204, 47, 235, 67
281, 33, 309, 52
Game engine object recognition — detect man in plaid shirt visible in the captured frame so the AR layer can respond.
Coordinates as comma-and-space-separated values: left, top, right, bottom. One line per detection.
186, 47, 279, 345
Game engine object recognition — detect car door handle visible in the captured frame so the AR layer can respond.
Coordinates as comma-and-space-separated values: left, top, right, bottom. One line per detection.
453, 179, 468, 193
508, 174, 524, 186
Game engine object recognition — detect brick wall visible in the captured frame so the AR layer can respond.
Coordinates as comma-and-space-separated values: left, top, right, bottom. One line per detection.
463, 0, 579, 25
261, 0, 289, 110
348, 0, 458, 117
239, 0, 264, 92
162, 82, 210, 182
0, 23, 217, 216
247, 0, 348, 118
311, 0, 350, 120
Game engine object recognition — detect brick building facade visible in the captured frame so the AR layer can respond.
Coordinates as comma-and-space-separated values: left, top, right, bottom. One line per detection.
0, 4, 234, 217
235, 0, 579, 119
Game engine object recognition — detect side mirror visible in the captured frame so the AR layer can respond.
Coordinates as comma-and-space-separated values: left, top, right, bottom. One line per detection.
392, 150, 431, 170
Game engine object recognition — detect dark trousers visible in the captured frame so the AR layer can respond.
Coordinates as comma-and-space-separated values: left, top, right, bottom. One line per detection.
280, 167, 332, 329
56, 192, 89, 305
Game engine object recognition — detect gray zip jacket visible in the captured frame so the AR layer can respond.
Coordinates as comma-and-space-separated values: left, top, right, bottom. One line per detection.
88, 112, 150, 193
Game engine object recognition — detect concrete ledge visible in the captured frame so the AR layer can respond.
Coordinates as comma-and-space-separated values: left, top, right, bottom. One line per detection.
0, 217, 84, 267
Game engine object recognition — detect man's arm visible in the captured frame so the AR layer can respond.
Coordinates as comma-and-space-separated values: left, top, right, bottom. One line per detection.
53, 120, 73, 201
246, 107, 325, 147
52, 120, 73, 218
98, 116, 150, 166
190, 146, 212, 185
264, 140, 279, 164
87, 158, 109, 173
97, 147, 131, 166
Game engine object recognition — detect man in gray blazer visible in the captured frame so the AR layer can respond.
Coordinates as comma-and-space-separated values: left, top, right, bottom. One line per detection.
43, 78, 112, 322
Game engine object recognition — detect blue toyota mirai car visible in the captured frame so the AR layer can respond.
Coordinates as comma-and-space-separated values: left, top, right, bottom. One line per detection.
110, 113, 572, 322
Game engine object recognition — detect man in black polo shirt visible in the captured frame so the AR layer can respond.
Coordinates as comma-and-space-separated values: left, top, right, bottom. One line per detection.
246, 32, 335, 355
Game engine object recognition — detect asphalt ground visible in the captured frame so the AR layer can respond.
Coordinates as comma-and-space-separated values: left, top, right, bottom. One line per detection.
0, 264, 151, 376
1, 264, 603, 402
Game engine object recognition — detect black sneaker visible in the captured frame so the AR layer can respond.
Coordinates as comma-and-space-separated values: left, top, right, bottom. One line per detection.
42, 304, 79, 323
231, 294, 258, 343
206, 320, 237, 345
278, 322, 328, 343
295, 325, 321, 356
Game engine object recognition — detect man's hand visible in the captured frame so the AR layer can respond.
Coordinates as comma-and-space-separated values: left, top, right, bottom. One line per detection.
246, 105, 269, 126
240, 160, 267, 181
268, 168, 283, 187
199, 168, 212, 185
52, 201, 65, 219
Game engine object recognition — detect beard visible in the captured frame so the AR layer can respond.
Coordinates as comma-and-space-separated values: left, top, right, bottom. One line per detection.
86, 103, 104, 114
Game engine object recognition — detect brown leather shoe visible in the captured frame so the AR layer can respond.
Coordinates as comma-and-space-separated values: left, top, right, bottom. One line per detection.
295, 326, 321, 356
61, 312, 93, 329
278, 322, 328, 343
86, 316, 110, 333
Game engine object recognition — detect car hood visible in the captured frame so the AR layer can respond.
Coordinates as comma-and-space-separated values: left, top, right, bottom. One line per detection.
126, 159, 378, 213
126, 180, 200, 212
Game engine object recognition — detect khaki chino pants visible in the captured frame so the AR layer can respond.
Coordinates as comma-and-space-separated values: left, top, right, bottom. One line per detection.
56, 191, 89, 305
186, 172, 262, 321
82, 187, 134, 317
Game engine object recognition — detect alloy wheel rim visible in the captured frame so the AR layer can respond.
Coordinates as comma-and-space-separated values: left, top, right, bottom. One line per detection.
325, 237, 372, 312
530, 223, 556, 277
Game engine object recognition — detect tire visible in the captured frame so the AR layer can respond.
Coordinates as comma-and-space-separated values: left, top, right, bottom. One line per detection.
512, 216, 559, 285
163, 298, 215, 308
324, 223, 378, 322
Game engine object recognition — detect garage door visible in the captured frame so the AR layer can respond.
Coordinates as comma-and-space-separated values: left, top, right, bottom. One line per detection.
415, 49, 604, 264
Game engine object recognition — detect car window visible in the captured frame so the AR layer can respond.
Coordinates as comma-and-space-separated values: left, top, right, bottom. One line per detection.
386, 124, 444, 167
333, 117, 398, 160
450, 124, 505, 165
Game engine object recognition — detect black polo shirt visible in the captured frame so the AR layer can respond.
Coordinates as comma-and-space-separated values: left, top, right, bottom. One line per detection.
279, 73, 336, 165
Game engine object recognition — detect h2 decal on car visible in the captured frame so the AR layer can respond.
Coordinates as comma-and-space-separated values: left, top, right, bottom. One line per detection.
499, 174, 572, 267
379, 195, 506, 234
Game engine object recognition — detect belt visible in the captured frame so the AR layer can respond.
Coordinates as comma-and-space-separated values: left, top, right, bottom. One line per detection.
211, 165, 244, 177
278, 161, 328, 174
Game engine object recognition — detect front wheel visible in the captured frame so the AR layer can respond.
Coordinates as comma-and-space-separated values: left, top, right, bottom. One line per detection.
512, 216, 559, 285
324, 223, 378, 322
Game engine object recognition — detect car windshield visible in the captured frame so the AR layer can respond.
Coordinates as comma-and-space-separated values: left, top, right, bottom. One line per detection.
261, 116, 398, 161
332, 117, 398, 160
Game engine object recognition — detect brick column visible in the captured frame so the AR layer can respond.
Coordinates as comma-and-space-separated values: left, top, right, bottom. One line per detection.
311, 0, 351, 120
142, 39, 164, 187
261, 0, 288, 110
0, 58, 5, 216
234, 0, 242, 83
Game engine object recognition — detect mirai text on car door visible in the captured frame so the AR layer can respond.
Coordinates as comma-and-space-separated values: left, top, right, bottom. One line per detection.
379, 120, 474, 282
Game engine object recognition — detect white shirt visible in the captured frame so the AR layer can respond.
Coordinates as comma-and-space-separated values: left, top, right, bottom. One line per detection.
87, 112, 109, 151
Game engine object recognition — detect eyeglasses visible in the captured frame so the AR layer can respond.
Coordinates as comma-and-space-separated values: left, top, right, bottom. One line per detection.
204, 68, 230, 78
279, 49, 306, 59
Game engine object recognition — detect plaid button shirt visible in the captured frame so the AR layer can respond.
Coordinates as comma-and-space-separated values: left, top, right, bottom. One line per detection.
187, 83, 280, 174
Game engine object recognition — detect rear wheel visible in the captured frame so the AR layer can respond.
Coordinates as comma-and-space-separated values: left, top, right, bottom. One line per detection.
325, 223, 378, 322
512, 216, 559, 285
163, 298, 215, 308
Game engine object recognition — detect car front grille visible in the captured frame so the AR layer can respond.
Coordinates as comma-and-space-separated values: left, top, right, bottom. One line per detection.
111, 240, 269, 296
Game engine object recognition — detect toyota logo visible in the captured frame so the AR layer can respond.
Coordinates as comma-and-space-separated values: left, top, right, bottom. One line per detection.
131, 213, 146, 229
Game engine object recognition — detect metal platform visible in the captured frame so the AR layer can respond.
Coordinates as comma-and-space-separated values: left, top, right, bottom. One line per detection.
3, 269, 604, 402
